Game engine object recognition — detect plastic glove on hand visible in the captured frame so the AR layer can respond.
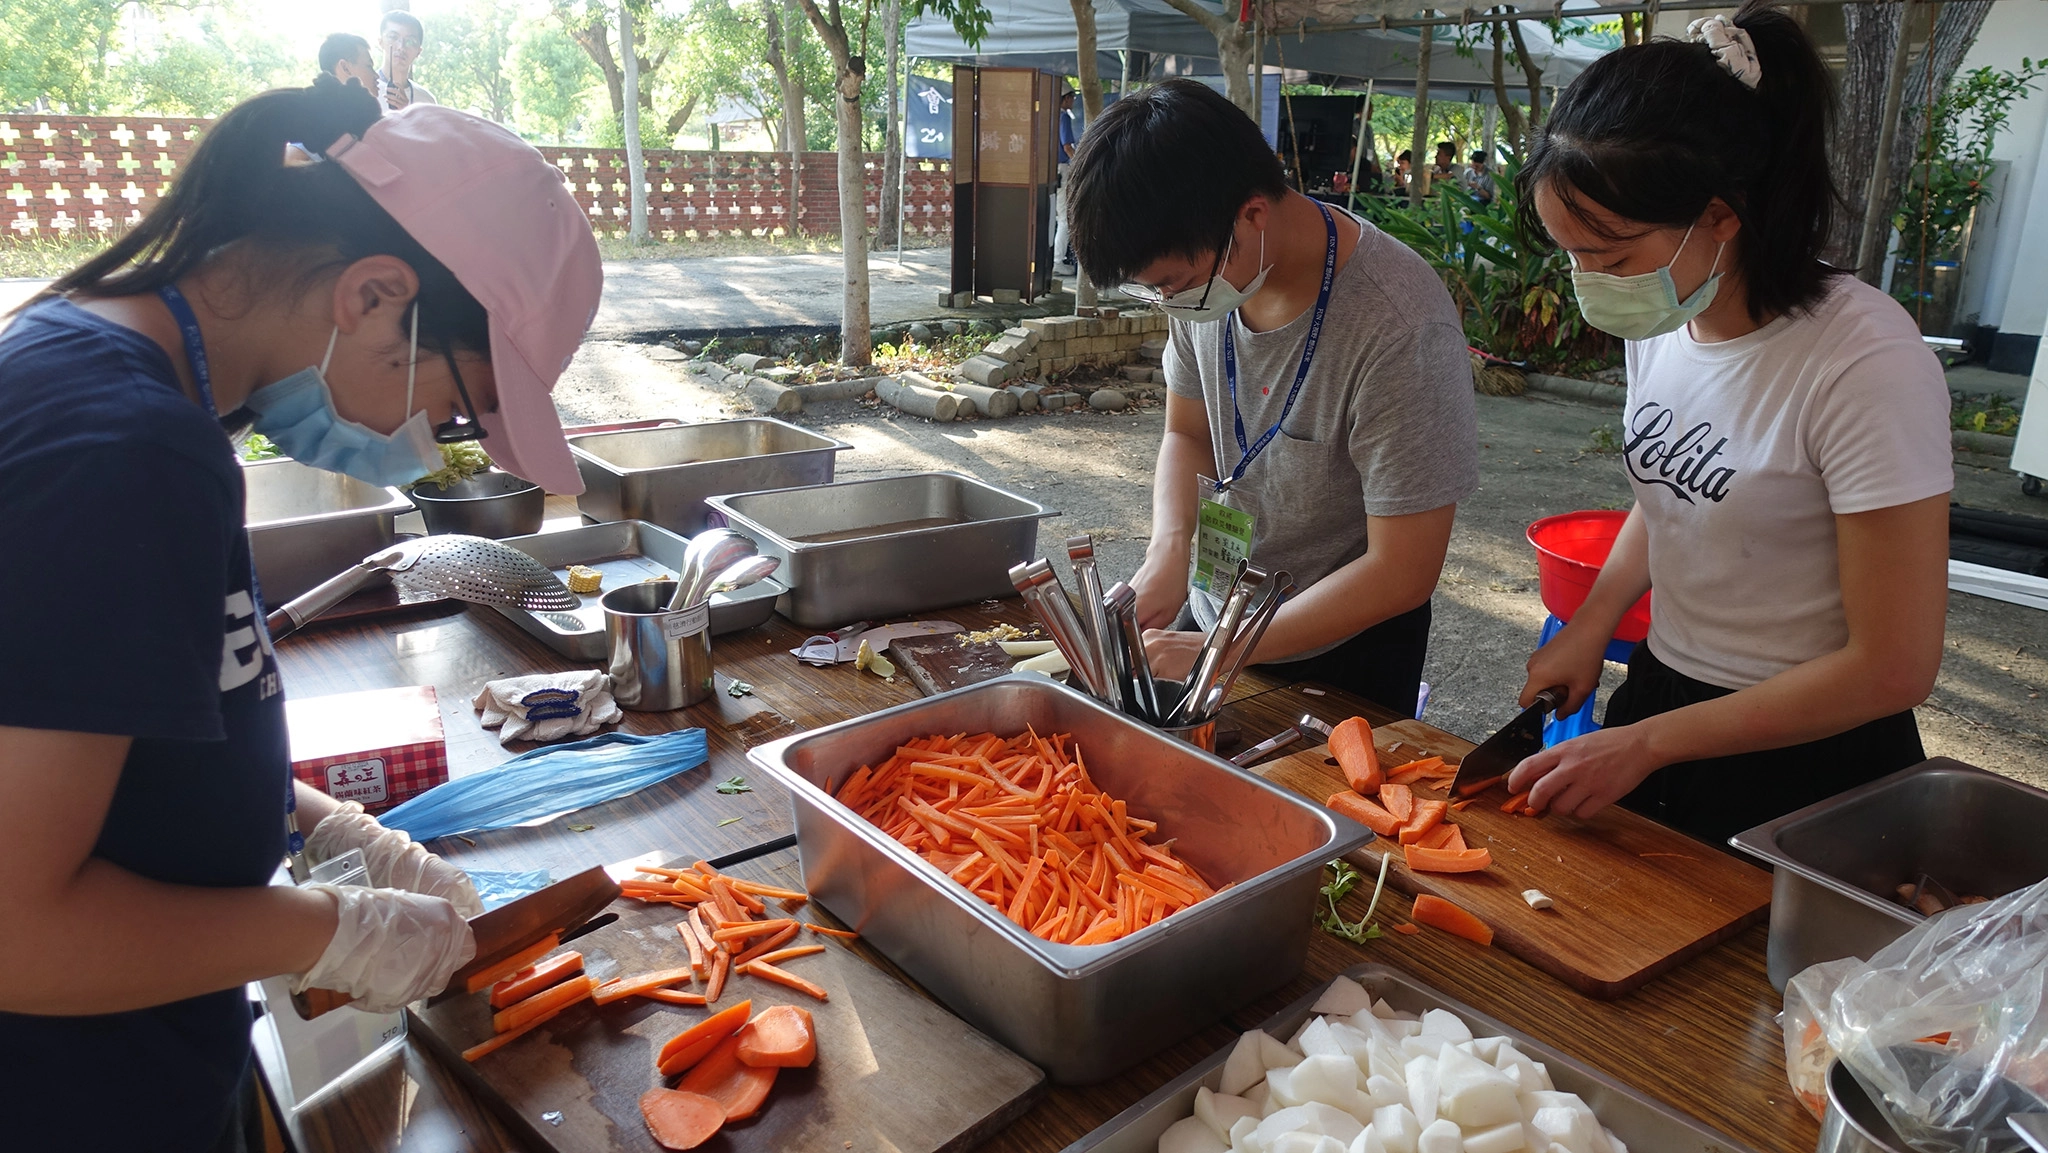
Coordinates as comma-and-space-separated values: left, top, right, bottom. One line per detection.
292, 885, 477, 1014
307, 801, 485, 918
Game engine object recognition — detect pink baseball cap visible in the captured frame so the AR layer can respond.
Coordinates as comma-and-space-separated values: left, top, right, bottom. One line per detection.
325, 105, 601, 495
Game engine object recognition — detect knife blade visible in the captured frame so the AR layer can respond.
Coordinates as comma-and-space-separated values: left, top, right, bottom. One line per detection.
291, 864, 622, 1020
1451, 686, 1568, 798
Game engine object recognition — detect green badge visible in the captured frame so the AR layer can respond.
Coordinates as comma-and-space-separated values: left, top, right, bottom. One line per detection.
1191, 494, 1255, 597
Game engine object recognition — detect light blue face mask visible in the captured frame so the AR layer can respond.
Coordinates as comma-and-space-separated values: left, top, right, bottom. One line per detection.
1569, 222, 1726, 342
243, 306, 442, 488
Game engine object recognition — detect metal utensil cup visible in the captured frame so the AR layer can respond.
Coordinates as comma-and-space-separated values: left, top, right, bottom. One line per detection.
601, 580, 713, 711
1149, 680, 1217, 752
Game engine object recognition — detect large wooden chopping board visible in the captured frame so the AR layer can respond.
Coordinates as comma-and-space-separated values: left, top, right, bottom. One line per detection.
1255, 719, 1772, 998
410, 849, 1045, 1153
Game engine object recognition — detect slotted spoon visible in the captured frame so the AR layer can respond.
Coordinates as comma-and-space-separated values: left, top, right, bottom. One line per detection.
265, 535, 579, 640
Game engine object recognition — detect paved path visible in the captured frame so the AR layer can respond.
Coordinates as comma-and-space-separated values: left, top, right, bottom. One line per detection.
591, 248, 960, 339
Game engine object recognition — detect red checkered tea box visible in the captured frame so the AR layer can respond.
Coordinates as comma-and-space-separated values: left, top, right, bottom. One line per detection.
285, 686, 448, 814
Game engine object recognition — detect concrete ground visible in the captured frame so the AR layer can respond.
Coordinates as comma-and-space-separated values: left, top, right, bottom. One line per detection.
591, 248, 960, 340
558, 340, 2048, 792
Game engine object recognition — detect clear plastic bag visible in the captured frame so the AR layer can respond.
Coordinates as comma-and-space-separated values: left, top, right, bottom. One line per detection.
1817, 874, 2048, 1153
1781, 956, 1864, 1120
377, 728, 709, 842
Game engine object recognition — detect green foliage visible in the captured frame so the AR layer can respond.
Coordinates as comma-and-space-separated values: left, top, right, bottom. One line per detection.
108, 15, 297, 116
0, 0, 293, 116
512, 17, 598, 142
1952, 394, 2021, 437
1362, 157, 1616, 372
407, 441, 494, 491
424, 0, 519, 123
238, 433, 282, 462
1892, 59, 2045, 310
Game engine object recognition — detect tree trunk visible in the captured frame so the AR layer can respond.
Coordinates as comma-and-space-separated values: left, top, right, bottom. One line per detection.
1069, 0, 1103, 310
621, 3, 648, 244
1489, 13, 1526, 158
1507, 18, 1543, 132
1408, 23, 1433, 207
763, 0, 806, 235
666, 94, 699, 141
794, 0, 873, 365
880, 0, 904, 247
1855, 0, 1919, 279
571, 16, 626, 118
1157, 0, 1255, 114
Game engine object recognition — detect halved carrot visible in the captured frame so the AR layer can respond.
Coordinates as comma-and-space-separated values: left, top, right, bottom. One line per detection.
657, 1000, 752, 1070
740, 960, 829, 1001
1378, 783, 1415, 824
750, 944, 825, 966
592, 966, 696, 1006
647, 988, 709, 1007
1411, 894, 1494, 946
1329, 717, 1382, 795
464, 933, 563, 994
677, 1034, 779, 1121
493, 974, 595, 1034
1327, 790, 1402, 837
640, 1087, 725, 1150
1392, 923, 1422, 936
1403, 845, 1494, 873
806, 924, 859, 940
732, 922, 800, 967
464, 1005, 567, 1061
735, 1004, 816, 1068
1397, 800, 1449, 844
489, 951, 584, 1009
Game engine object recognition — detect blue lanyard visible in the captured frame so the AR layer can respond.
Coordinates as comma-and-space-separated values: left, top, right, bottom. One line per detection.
1217, 201, 1339, 494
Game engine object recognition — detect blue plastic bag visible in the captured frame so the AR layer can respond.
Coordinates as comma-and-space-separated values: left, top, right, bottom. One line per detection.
466, 869, 554, 911
379, 729, 709, 842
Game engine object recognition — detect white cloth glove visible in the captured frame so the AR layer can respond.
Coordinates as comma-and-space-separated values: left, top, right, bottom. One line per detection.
292, 884, 477, 1014
306, 801, 485, 918
472, 670, 622, 746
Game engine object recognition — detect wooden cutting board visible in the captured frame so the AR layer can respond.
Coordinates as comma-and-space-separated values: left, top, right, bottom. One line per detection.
1255, 719, 1772, 998
410, 850, 1045, 1153
886, 632, 1022, 696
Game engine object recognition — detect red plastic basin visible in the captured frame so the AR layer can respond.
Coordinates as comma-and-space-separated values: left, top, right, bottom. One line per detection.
1527, 511, 1652, 644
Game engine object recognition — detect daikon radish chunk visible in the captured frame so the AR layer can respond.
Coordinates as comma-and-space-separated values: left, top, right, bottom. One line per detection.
1419, 1009, 1474, 1045
1326, 1021, 1376, 1071
1348, 1008, 1400, 1045
1606, 1132, 1627, 1153
1250, 1106, 1316, 1150
1364, 1073, 1406, 1110
1221, 1031, 1269, 1096
1435, 1043, 1521, 1129
1287, 1015, 1318, 1049
1402, 1034, 1446, 1060
1268, 1065, 1305, 1109
1229, 1116, 1260, 1148
1298, 1100, 1365, 1145
1244, 1080, 1271, 1113
1374, 1103, 1424, 1153
1367, 1037, 1411, 1084
1417, 1118, 1465, 1153
1470, 1036, 1504, 1063
1298, 1018, 1348, 1061
1014, 650, 1071, 676
1158, 1113, 1228, 1153
1406, 1055, 1440, 1127
1370, 998, 1401, 1020
1461, 1122, 1529, 1153
1312, 975, 1376, 1017
1288, 1055, 1361, 1113
1261, 1031, 1306, 1070
1270, 1134, 1345, 1153
1351, 1124, 1389, 1153
1530, 1106, 1599, 1153
1194, 1086, 1260, 1143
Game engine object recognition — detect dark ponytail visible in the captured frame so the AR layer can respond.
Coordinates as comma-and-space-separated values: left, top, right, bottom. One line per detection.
38, 79, 489, 362
1514, 0, 1843, 322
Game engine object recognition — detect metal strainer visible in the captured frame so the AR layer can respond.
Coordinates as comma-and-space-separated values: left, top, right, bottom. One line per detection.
265, 535, 579, 640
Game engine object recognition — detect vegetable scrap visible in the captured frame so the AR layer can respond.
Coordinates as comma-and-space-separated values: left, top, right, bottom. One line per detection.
714, 776, 752, 795
853, 639, 896, 680
568, 824, 596, 832
832, 729, 1220, 946
1411, 894, 1494, 946
717, 817, 744, 827
1315, 855, 1391, 945
726, 681, 754, 698
1522, 889, 1555, 911
960, 622, 1034, 645
565, 565, 604, 594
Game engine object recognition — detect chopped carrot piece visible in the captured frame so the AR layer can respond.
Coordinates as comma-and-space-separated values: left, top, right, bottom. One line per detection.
1501, 790, 1531, 812
732, 923, 800, 967
657, 1000, 751, 1071
1327, 790, 1403, 837
806, 924, 859, 940
1449, 799, 1476, 811
749, 944, 825, 966
705, 948, 730, 1003
590, 967, 696, 1007
726, 879, 808, 901
493, 974, 595, 1033
489, 951, 584, 1010
1411, 894, 1494, 946
678, 920, 705, 976
464, 933, 562, 994
640, 1087, 725, 1150
1416, 823, 1460, 851
1403, 845, 1494, 873
711, 919, 795, 944
739, 960, 829, 1001
463, 1004, 567, 1061
1392, 923, 1423, 936
1378, 783, 1415, 824
677, 1035, 779, 1121
1397, 800, 1449, 844
1329, 717, 1383, 795
647, 989, 709, 1007
735, 1004, 817, 1068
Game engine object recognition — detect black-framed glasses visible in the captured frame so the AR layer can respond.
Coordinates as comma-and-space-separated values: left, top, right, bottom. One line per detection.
434, 356, 488, 444
1117, 230, 1232, 308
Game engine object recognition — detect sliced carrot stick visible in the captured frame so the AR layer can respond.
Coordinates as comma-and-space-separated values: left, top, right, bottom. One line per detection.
640, 1087, 725, 1150
704, 877, 746, 924
647, 988, 709, 1007
463, 1005, 566, 1061
705, 948, 730, 1003
711, 918, 794, 944
750, 944, 826, 966
1450, 799, 1477, 812
726, 879, 808, 901
656, 1000, 751, 1070
489, 951, 584, 1010
1326, 790, 1403, 838
1411, 894, 1494, 946
1403, 844, 1494, 873
677, 1034, 780, 1121
735, 1004, 816, 1068
464, 933, 563, 994
1377, 783, 1415, 824
678, 920, 705, 976
732, 923, 799, 967
806, 924, 859, 940
591, 966, 696, 1007
1501, 790, 1531, 813
1397, 800, 1449, 844
493, 974, 595, 1033
739, 960, 829, 1001
687, 908, 719, 958
1329, 716, 1383, 795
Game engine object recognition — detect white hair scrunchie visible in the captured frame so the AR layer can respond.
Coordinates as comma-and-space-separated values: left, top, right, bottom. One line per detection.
1687, 15, 1762, 89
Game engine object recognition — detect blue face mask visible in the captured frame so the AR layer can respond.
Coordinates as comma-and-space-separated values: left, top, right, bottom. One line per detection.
244, 308, 442, 489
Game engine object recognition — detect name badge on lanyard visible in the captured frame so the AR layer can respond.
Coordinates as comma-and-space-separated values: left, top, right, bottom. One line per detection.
1191, 477, 1256, 597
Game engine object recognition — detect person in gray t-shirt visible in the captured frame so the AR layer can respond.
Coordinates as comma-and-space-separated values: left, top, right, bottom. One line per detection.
1065, 80, 1478, 716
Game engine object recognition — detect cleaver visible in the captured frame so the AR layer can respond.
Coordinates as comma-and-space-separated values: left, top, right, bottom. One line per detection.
1450, 686, 1568, 798
292, 865, 621, 1020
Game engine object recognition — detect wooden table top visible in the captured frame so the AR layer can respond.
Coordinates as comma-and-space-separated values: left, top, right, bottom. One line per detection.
269, 589, 1816, 1153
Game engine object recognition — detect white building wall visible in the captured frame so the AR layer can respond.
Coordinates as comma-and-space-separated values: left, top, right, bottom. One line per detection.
1955, 0, 2048, 373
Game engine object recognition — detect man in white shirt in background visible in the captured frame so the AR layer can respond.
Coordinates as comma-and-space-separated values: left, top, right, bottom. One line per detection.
377, 11, 438, 112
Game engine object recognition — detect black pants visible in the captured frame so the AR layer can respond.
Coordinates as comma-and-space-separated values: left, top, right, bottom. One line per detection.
1250, 602, 1433, 719
1606, 642, 1926, 847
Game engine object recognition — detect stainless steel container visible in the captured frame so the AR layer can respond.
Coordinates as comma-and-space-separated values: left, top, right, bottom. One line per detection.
1818, 1060, 1912, 1153
1065, 964, 1758, 1153
706, 471, 1058, 628
243, 458, 414, 603
409, 471, 546, 539
1730, 758, 2048, 990
747, 675, 1372, 1083
568, 418, 851, 534
601, 581, 714, 711
494, 521, 781, 658
1151, 680, 1216, 751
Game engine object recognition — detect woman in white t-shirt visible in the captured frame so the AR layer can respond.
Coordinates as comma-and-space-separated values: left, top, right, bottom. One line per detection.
1504, 0, 1953, 844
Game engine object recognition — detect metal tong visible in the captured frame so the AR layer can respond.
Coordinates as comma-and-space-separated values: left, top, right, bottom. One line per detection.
1009, 559, 1114, 703
1065, 535, 1121, 708
1102, 580, 1160, 722
1166, 567, 1267, 725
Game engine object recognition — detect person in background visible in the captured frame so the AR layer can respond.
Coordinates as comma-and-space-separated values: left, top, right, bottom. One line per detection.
1506, 2, 1951, 844
1066, 79, 1478, 717
1053, 88, 1080, 275
317, 33, 376, 92
1460, 149, 1496, 207
377, 11, 437, 112
1393, 149, 1413, 195
1431, 140, 1459, 185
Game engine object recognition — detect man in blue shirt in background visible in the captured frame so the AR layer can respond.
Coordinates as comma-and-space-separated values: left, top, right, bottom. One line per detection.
1053, 87, 1079, 275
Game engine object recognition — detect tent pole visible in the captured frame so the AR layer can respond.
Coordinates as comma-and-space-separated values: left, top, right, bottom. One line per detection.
1347, 78, 1373, 211
1119, 49, 1129, 97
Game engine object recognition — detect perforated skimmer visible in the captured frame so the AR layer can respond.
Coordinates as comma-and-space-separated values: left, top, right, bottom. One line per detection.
265, 534, 579, 640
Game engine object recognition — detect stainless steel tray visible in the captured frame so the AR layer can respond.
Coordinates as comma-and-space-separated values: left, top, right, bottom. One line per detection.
1729, 757, 2048, 990
568, 417, 851, 535
747, 674, 1373, 1084
492, 521, 782, 659
706, 470, 1058, 628
1064, 964, 1758, 1153
243, 458, 413, 603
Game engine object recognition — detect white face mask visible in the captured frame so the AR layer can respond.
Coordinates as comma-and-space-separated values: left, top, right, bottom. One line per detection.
1133, 230, 1272, 324
1569, 222, 1725, 341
